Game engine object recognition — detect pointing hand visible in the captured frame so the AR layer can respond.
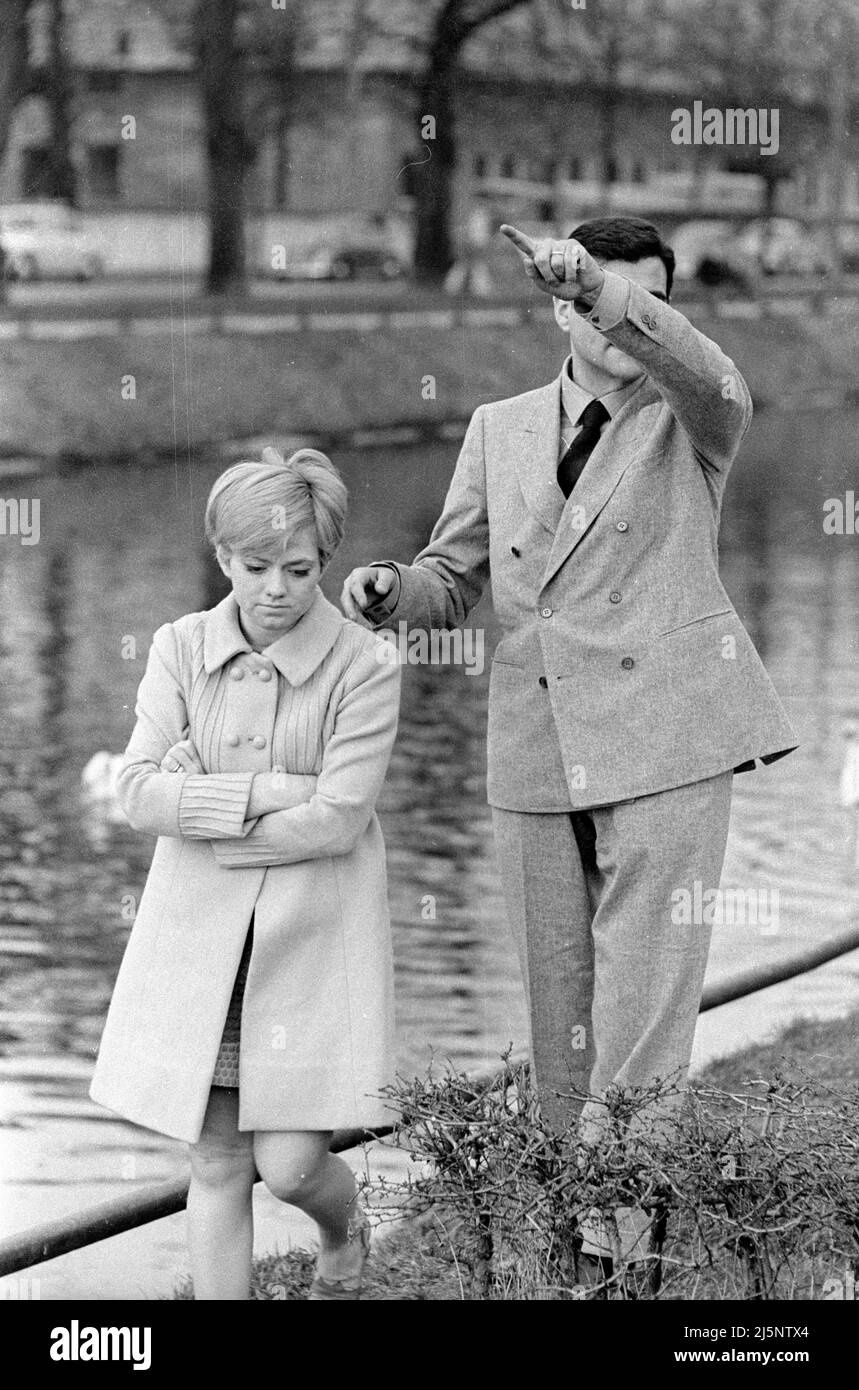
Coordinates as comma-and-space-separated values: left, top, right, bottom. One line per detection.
500, 224, 605, 304
340, 565, 397, 626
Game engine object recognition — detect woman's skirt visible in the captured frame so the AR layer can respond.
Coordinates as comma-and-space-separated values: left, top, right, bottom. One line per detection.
210, 915, 254, 1089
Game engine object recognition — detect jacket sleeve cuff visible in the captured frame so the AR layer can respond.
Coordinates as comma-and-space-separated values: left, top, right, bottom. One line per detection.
364, 562, 402, 624
177, 772, 255, 838
577, 268, 631, 331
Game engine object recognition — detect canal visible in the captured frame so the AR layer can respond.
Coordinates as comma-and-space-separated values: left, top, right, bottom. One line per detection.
1, 405, 859, 1293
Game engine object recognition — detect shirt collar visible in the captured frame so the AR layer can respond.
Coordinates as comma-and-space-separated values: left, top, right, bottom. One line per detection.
559, 355, 644, 425
203, 587, 347, 686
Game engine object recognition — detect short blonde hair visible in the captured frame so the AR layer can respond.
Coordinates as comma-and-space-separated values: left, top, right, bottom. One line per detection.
205, 447, 347, 564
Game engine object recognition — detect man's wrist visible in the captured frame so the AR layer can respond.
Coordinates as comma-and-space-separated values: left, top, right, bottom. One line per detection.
573, 268, 605, 311
575, 268, 630, 329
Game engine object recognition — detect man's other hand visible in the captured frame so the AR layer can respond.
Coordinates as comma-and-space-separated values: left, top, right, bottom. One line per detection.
500, 225, 605, 305
340, 565, 397, 624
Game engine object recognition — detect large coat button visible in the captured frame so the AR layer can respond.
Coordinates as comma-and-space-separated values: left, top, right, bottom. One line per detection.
252, 735, 267, 749
257, 667, 273, 681
609, 591, 622, 604
230, 667, 244, 681
226, 733, 240, 747
621, 657, 635, 670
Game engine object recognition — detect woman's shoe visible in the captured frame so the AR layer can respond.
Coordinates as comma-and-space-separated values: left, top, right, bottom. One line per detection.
307, 1206, 371, 1301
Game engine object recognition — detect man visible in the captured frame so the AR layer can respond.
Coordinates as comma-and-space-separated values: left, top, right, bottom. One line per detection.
341, 216, 797, 1264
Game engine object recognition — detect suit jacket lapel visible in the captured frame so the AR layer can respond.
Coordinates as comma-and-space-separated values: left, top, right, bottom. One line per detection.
515, 380, 566, 536
540, 378, 663, 591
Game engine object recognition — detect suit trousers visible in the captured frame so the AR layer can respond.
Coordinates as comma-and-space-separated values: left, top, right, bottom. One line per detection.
491, 771, 733, 1135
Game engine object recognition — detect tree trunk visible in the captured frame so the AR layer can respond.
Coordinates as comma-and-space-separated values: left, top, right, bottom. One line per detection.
412, 38, 458, 283
824, 9, 849, 296
196, 0, 253, 295
46, 0, 76, 203
597, 86, 618, 214
596, 31, 621, 215
0, 0, 32, 169
268, 110, 284, 211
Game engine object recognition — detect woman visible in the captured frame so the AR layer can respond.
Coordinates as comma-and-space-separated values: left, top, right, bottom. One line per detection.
90, 447, 401, 1300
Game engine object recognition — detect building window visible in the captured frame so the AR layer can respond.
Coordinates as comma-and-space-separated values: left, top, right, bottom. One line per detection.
87, 145, 120, 201
500, 154, 516, 179
568, 156, 581, 181
87, 71, 121, 95
632, 160, 646, 184
20, 147, 53, 198
538, 158, 556, 185
473, 153, 487, 178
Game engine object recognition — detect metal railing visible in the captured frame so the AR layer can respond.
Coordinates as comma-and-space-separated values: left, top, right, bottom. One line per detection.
2, 921, 859, 1280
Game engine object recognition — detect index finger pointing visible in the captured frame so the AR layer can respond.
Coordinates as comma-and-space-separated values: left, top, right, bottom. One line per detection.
500, 224, 536, 258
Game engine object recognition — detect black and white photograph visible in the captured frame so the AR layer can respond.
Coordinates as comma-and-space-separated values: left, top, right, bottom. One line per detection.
1, 0, 858, 1340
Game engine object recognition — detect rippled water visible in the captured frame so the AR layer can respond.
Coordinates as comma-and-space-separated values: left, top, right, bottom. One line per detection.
2, 410, 859, 1278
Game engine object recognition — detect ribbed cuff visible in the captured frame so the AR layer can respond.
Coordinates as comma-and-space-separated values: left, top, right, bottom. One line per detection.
211, 833, 275, 868
178, 773, 255, 839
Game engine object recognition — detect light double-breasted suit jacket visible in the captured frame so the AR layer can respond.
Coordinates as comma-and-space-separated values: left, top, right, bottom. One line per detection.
371, 270, 797, 811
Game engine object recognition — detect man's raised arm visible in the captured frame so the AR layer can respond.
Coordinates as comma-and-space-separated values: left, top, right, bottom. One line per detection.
501, 223, 752, 476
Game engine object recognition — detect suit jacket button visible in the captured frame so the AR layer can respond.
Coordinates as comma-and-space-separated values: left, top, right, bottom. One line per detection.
538, 676, 548, 689
226, 733, 240, 747
252, 735, 267, 749
616, 520, 629, 532
540, 606, 553, 618
609, 591, 622, 603
621, 657, 634, 670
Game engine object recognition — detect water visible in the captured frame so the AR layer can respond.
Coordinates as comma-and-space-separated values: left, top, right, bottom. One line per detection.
2, 410, 859, 1294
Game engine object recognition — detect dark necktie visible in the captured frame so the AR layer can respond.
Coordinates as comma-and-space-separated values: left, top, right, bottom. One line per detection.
557, 399, 610, 498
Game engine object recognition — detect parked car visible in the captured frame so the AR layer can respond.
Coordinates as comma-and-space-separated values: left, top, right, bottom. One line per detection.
670, 219, 749, 288
672, 216, 833, 285
0, 202, 104, 281
275, 244, 406, 282
731, 218, 831, 276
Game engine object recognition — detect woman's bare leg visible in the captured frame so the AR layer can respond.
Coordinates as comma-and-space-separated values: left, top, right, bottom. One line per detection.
253, 1130, 365, 1282
187, 1087, 256, 1300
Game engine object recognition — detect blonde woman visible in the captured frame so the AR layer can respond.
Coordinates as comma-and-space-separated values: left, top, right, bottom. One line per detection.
91, 448, 401, 1300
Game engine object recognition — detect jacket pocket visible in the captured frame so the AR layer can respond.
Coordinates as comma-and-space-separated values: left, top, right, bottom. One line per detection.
659, 608, 733, 639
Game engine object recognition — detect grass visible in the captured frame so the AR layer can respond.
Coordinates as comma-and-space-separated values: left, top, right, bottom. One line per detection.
4, 300, 857, 463
172, 1007, 859, 1301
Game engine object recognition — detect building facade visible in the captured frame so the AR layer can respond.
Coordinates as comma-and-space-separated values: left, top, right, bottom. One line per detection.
1, 0, 855, 231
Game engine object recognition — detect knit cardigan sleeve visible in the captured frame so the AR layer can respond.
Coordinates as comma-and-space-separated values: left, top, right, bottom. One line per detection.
211, 642, 401, 867
117, 623, 315, 840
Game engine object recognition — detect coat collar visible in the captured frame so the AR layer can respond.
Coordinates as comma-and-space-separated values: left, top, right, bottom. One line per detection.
203, 587, 346, 686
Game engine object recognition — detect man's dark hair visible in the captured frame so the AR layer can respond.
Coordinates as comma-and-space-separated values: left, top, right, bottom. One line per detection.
568, 216, 675, 299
